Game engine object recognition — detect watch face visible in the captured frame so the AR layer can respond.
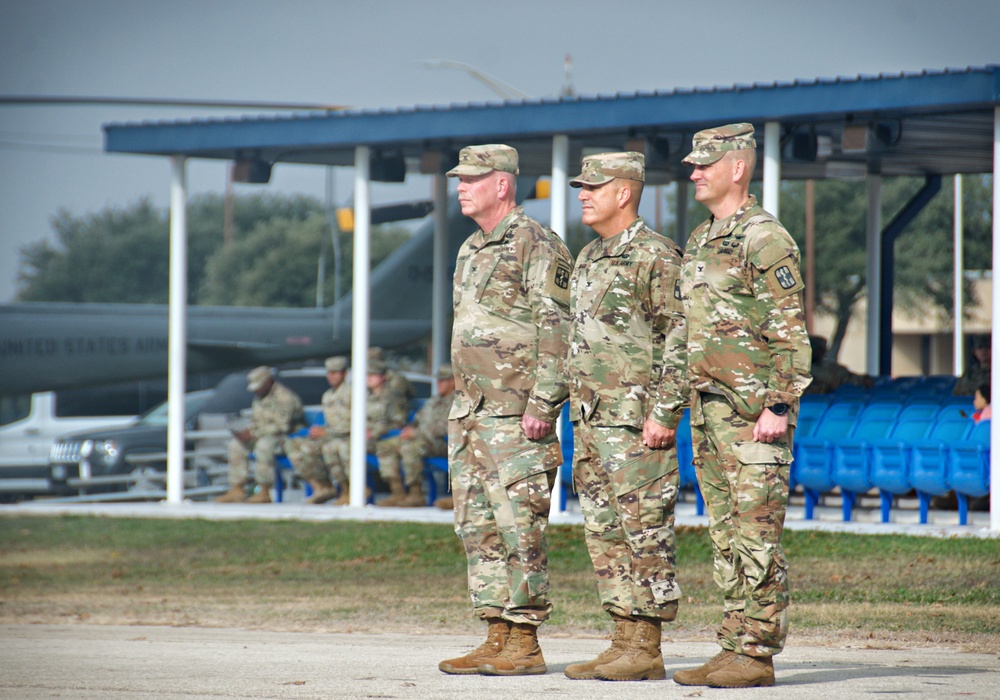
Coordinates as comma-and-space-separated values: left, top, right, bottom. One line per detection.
770, 403, 789, 416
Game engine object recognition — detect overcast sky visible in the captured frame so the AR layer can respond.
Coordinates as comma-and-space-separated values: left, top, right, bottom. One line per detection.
1, 0, 997, 303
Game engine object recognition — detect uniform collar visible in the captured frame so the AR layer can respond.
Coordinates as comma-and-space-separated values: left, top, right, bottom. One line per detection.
587, 217, 644, 260
705, 195, 757, 242
474, 206, 524, 247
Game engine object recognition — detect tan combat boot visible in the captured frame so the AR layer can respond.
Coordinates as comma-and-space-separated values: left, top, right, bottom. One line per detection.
564, 613, 635, 679
380, 477, 406, 507
332, 481, 351, 506
593, 616, 665, 681
672, 649, 739, 686
398, 482, 426, 507
305, 480, 338, 505
438, 618, 510, 675
434, 496, 454, 510
477, 622, 547, 676
245, 486, 272, 504
214, 482, 248, 503
706, 653, 775, 688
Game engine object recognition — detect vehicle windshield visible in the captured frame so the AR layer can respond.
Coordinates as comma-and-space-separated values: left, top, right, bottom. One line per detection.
136, 390, 213, 427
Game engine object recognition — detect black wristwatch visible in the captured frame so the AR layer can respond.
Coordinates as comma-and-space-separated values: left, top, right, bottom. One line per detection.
768, 403, 789, 416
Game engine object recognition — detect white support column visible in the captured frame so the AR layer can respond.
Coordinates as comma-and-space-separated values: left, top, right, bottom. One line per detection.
953, 174, 965, 376
550, 134, 569, 515
432, 174, 450, 376
349, 146, 371, 508
990, 106, 999, 532
763, 121, 781, 217
865, 176, 882, 376
166, 155, 188, 505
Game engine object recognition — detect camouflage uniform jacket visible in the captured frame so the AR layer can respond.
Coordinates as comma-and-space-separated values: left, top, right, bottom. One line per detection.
450, 206, 573, 423
248, 381, 306, 439
411, 392, 455, 442
320, 380, 352, 436
953, 362, 990, 396
681, 196, 812, 422
385, 369, 414, 429
568, 217, 688, 430
368, 385, 409, 439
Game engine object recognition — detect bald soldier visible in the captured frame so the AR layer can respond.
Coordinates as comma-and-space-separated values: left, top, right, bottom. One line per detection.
563, 152, 688, 682
440, 144, 573, 677
676, 124, 812, 688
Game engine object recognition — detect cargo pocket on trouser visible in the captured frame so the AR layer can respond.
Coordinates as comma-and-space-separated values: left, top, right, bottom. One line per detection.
731, 441, 791, 511
730, 440, 791, 621
608, 447, 674, 529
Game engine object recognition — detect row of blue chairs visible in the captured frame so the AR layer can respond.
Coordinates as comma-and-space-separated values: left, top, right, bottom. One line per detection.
558, 394, 989, 525
795, 396, 989, 524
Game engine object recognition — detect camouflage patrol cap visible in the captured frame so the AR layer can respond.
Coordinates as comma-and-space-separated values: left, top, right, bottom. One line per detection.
569, 152, 645, 187
973, 334, 991, 349
436, 363, 454, 380
446, 144, 520, 177
324, 356, 348, 372
368, 346, 385, 360
682, 123, 757, 165
367, 357, 387, 374
246, 366, 274, 391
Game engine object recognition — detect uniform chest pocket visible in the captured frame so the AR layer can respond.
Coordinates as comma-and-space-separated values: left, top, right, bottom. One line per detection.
474, 254, 520, 314
588, 270, 636, 333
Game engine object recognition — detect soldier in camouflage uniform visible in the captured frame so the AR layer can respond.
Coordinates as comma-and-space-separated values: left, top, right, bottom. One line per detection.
562, 152, 688, 682
325, 356, 409, 506
285, 356, 350, 505
675, 124, 812, 689
376, 363, 455, 507
369, 346, 415, 414
439, 144, 573, 677
953, 334, 991, 396
216, 366, 306, 504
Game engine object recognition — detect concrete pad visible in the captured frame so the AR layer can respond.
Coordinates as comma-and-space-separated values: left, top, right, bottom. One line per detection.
1, 624, 997, 699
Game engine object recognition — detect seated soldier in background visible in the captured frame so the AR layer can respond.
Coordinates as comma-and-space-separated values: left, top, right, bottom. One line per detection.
285, 356, 350, 504
325, 355, 410, 505
369, 346, 414, 417
804, 335, 873, 395
954, 334, 991, 396
216, 366, 305, 504
376, 363, 455, 507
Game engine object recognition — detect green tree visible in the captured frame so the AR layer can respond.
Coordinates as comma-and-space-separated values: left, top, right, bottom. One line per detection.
778, 175, 992, 358
18, 198, 168, 303
15, 193, 350, 306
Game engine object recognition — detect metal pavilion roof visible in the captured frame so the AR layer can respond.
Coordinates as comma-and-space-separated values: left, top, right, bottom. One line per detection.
104, 66, 1000, 184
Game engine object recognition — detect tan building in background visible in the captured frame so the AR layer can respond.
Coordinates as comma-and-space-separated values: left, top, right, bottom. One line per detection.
811, 276, 992, 378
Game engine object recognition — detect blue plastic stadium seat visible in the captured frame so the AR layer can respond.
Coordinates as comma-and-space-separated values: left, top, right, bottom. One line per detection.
948, 419, 991, 525
935, 402, 974, 422
831, 402, 902, 520
910, 418, 974, 523
675, 409, 703, 516
793, 401, 863, 519
558, 402, 576, 511
423, 456, 449, 505
869, 404, 938, 522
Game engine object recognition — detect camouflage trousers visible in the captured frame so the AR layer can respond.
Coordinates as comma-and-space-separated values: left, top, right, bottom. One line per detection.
691, 393, 792, 657
376, 433, 446, 487
448, 413, 562, 626
324, 436, 375, 485
285, 435, 336, 484
227, 435, 283, 487
573, 421, 681, 621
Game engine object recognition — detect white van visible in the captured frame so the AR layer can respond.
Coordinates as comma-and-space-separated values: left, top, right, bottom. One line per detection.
0, 382, 177, 500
